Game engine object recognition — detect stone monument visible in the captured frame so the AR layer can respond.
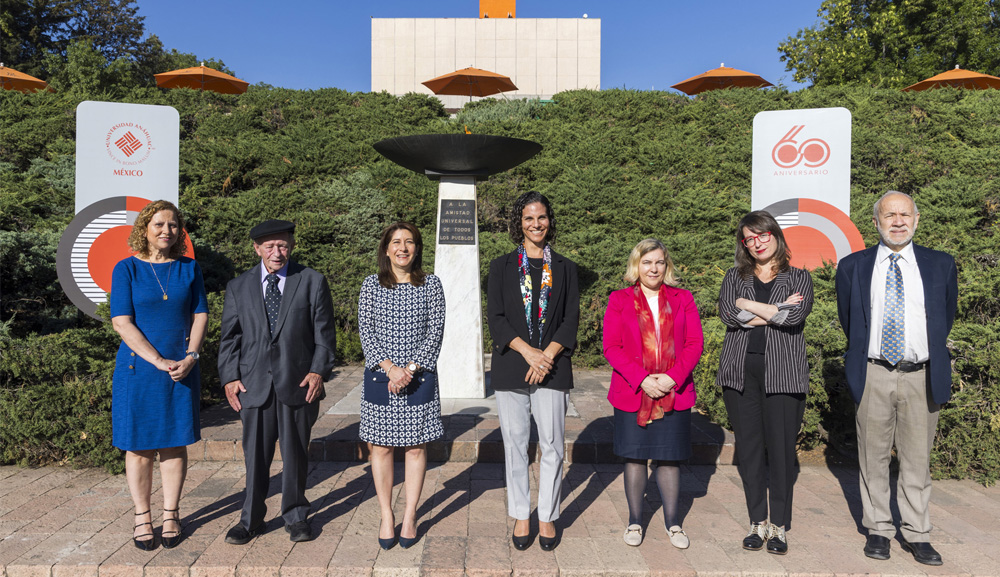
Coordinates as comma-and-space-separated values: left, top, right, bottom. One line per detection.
373, 133, 542, 398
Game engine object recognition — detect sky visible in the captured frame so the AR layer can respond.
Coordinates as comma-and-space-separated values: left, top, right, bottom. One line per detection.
140, 0, 824, 94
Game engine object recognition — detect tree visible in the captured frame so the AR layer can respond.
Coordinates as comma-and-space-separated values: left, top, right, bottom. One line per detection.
0, 0, 76, 78
779, 0, 1000, 88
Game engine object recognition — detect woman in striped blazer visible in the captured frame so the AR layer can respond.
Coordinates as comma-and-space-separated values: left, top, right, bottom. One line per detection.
716, 211, 813, 556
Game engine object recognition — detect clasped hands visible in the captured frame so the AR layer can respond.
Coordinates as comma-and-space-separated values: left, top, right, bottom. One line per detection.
522, 348, 555, 385
155, 356, 195, 383
640, 373, 677, 399
386, 363, 419, 395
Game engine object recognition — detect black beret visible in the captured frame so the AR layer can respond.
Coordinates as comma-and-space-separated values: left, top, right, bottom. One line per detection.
249, 219, 295, 241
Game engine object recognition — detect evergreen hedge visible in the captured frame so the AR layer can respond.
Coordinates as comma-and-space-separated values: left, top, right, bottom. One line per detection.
1, 85, 997, 483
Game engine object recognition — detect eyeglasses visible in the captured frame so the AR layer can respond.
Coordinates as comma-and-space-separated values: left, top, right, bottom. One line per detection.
742, 232, 772, 247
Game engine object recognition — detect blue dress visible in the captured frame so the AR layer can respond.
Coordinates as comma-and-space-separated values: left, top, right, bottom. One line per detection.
110, 256, 209, 451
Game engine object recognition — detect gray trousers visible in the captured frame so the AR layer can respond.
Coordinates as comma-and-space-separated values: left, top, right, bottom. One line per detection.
240, 390, 320, 530
856, 361, 939, 542
495, 385, 568, 523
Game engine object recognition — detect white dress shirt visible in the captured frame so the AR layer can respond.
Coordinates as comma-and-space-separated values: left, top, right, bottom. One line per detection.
259, 261, 288, 299
867, 242, 929, 363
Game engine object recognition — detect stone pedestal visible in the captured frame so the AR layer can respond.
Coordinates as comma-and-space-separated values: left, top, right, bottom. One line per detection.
434, 176, 485, 398
372, 134, 541, 400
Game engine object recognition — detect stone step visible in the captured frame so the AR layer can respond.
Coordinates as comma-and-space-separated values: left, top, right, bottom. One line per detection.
193, 365, 736, 465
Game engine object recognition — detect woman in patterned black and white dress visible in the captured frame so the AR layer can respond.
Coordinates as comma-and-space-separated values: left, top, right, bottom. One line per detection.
358, 222, 446, 550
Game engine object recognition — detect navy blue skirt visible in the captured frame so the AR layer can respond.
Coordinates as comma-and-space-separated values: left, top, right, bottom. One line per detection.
613, 407, 692, 461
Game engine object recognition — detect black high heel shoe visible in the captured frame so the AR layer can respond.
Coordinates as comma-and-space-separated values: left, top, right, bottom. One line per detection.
133, 510, 155, 551
162, 508, 182, 549
378, 518, 396, 550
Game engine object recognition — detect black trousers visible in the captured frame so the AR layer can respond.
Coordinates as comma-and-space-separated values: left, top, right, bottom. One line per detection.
239, 389, 320, 529
722, 353, 806, 528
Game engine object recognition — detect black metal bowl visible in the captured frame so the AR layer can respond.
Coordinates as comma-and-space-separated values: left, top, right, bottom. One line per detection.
373, 134, 542, 180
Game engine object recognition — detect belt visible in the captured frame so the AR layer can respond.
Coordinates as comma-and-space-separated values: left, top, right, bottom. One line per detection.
868, 358, 926, 373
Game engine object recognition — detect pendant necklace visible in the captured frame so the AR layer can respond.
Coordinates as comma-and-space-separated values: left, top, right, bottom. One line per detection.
149, 260, 173, 300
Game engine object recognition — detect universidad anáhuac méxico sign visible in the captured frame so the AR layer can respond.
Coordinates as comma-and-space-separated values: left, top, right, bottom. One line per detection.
751, 107, 864, 270
58, 101, 191, 319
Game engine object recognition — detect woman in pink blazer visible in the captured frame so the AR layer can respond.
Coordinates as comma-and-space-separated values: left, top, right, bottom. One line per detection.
603, 238, 704, 549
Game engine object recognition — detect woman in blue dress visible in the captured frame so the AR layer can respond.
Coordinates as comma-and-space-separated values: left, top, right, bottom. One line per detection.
357, 222, 445, 550
110, 200, 208, 550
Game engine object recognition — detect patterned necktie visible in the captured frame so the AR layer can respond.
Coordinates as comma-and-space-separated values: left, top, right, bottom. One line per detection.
265, 274, 281, 335
880, 253, 904, 365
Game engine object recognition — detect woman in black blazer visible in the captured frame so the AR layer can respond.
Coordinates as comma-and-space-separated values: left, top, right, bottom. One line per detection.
716, 211, 813, 556
486, 191, 579, 552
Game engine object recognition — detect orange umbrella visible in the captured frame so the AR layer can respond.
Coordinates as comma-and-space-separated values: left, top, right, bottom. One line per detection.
422, 66, 517, 99
671, 63, 773, 95
0, 63, 49, 93
903, 66, 1000, 91
154, 62, 249, 94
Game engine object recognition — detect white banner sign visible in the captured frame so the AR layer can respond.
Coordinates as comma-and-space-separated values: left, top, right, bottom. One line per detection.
59, 101, 183, 319
751, 107, 863, 269
74, 101, 179, 212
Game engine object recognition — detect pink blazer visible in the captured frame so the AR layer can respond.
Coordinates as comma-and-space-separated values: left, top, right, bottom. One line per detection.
603, 286, 704, 412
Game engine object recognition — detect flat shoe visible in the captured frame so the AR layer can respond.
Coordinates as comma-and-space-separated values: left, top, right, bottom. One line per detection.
539, 534, 558, 551
623, 524, 643, 547
742, 521, 767, 551
900, 538, 942, 566
864, 534, 890, 560
667, 525, 690, 549
512, 533, 532, 550
766, 525, 787, 555
225, 523, 264, 545
284, 521, 314, 542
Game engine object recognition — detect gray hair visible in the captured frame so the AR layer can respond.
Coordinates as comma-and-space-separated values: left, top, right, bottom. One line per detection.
873, 190, 919, 220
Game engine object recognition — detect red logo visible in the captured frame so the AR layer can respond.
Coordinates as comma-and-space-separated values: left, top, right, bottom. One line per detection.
114, 131, 143, 157
771, 126, 831, 168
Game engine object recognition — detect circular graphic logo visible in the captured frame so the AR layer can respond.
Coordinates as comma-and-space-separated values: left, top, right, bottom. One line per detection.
771, 125, 831, 169
104, 122, 153, 166
762, 198, 865, 270
57, 196, 195, 319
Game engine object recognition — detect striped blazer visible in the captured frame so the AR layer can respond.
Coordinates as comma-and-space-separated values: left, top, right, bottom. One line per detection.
715, 266, 814, 394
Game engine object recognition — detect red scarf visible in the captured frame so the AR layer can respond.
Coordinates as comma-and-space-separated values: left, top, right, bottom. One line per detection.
634, 283, 676, 427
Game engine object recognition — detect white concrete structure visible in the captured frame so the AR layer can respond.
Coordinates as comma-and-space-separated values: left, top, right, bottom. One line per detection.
372, 18, 601, 109
433, 176, 486, 398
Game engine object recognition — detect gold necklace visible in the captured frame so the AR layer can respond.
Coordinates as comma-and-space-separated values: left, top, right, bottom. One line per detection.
148, 260, 173, 300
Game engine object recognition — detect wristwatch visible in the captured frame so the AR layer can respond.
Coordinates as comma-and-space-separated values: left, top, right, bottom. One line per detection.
407, 362, 418, 372
186, 351, 200, 360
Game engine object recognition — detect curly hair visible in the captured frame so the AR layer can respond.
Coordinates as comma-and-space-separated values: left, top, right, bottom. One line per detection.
508, 191, 556, 245
377, 222, 427, 289
734, 210, 790, 278
127, 200, 188, 259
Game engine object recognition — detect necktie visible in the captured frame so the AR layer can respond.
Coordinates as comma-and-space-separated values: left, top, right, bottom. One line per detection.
265, 274, 281, 335
880, 253, 904, 365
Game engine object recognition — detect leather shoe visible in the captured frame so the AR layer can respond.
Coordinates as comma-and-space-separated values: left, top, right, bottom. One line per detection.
863, 535, 890, 560
538, 534, 558, 551
225, 523, 264, 545
900, 538, 942, 566
284, 521, 314, 543
511, 533, 532, 550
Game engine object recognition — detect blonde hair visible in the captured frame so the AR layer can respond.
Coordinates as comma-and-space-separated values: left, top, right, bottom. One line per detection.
623, 238, 679, 287
127, 200, 188, 259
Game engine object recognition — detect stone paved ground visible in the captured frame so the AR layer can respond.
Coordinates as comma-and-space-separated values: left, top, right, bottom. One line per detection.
2, 366, 999, 576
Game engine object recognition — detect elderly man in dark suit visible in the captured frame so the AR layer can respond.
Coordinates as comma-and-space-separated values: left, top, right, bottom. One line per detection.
219, 219, 336, 544
836, 191, 957, 566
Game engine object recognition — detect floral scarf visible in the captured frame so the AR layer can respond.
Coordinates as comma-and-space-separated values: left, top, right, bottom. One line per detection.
634, 282, 676, 427
518, 243, 552, 343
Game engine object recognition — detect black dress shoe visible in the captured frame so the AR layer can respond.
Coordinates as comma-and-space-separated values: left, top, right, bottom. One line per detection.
285, 521, 314, 542
864, 535, 890, 560
765, 525, 787, 555
511, 533, 532, 550
538, 534, 558, 551
742, 522, 766, 551
225, 523, 263, 545
900, 538, 943, 566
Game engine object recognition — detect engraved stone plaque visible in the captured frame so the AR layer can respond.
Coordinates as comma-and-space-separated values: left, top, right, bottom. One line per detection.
438, 199, 476, 245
